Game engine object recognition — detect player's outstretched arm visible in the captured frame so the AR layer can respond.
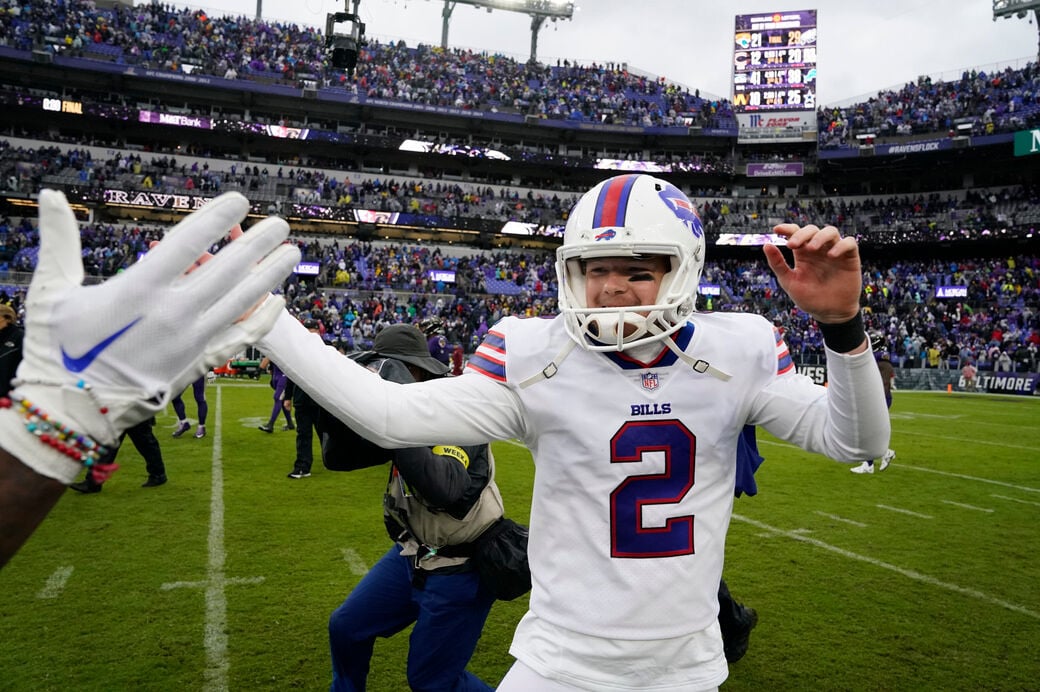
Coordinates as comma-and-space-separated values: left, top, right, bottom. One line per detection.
259, 311, 526, 448
0, 190, 300, 569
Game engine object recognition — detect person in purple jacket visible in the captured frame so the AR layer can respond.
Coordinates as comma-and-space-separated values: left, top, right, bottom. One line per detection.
258, 356, 295, 433
419, 316, 451, 367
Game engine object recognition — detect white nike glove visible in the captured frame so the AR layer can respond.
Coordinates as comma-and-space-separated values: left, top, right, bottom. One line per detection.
0, 189, 300, 482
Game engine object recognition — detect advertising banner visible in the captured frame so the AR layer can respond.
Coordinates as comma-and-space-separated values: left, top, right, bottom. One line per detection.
1013, 128, 1040, 157
961, 372, 1039, 396
746, 162, 804, 177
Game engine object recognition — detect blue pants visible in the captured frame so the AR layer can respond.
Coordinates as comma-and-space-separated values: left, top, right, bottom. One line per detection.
172, 376, 208, 424
267, 375, 293, 428
328, 544, 495, 692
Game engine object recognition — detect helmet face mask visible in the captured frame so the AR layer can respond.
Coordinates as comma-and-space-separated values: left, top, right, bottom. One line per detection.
555, 174, 706, 352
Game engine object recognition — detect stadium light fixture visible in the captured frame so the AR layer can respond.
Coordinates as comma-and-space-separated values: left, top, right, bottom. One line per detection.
992, 0, 1040, 17
438, 0, 575, 61
993, 0, 1040, 59
325, 0, 366, 76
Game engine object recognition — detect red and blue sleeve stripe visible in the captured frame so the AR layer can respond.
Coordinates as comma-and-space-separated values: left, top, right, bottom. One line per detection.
467, 329, 507, 382
592, 174, 639, 228
774, 328, 794, 375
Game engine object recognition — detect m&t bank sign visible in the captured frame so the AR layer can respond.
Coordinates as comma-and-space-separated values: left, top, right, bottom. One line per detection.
1013, 128, 1040, 157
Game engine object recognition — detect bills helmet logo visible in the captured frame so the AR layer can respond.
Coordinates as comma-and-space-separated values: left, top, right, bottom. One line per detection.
594, 229, 617, 241
658, 183, 704, 239
641, 372, 659, 391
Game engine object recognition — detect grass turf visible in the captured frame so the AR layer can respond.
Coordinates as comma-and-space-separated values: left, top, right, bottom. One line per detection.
1, 382, 1037, 690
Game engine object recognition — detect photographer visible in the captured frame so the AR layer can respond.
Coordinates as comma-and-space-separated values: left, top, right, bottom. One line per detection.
0, 303, 23, 398
321, 324, 527, 692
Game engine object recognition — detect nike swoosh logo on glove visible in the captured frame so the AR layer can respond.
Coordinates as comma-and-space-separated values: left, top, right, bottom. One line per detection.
61, 317, 142, 373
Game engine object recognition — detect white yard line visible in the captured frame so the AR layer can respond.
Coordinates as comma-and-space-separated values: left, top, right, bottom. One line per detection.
341, 548, 370, 576
897, 429, 1040, 453
876, 504, 933, 519
941, 500, 994, 513
813, 511, 868, 527
159, 386, 264, 692
758, 439, 1040, 494
992, 494, 1040, 507
896, 465, 1040, 493
732, 513, 1040, 621
36, 565, 73, 599
203, 387, 230, 692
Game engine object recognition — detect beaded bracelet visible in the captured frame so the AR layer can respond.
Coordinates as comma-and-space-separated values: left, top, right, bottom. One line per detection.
0, 393, 113, 472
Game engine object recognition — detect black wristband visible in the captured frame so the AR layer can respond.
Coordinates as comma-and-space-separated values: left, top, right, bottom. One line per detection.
818, 312, 866, 353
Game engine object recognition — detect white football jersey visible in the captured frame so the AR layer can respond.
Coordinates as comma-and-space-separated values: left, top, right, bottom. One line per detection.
468, 312, 804, 639
260, 308, 889, 688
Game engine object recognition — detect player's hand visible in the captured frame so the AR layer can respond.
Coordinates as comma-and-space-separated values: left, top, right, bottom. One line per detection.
1, 190, 299, 482
155, 224, 272, 323
763, 223, 862, 323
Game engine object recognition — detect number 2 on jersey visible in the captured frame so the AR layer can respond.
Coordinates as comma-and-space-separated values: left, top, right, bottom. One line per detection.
609, 419, 696, 558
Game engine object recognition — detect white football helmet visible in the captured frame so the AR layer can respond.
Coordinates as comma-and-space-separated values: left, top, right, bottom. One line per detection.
556, 174, 706, 351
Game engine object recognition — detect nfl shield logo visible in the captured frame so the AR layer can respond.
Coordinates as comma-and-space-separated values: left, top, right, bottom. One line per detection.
641, 372, 659, 391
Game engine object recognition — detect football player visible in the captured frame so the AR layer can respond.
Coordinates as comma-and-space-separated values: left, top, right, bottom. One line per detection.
0, 176, 888, 689
170, 375, 210, 439
255, 173, 890, 690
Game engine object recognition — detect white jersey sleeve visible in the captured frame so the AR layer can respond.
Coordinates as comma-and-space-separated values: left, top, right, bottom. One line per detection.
750, 340, 890, 461
257, 311, 527, 447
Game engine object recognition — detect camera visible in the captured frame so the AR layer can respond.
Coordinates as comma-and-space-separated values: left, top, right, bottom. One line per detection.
325, 11, 366, 75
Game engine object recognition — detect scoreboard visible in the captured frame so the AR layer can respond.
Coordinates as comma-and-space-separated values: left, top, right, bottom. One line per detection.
732, 9, 817, 112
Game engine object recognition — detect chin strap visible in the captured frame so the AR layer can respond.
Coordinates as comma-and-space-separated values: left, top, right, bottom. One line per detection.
661, 337, 732, 382
518, 339, 578, 389
518, 331, 731, 388
647, 318, 733, 382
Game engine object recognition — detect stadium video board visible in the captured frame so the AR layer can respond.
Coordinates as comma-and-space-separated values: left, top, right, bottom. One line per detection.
732, 9, 817, 112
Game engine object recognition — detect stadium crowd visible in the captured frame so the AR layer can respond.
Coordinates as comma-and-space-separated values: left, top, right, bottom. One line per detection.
704, 184, 1040, 245
3, 138, 1037, 247
0, 4, 1036, 691
818, 61, 1040, 147
0, 0, 735, 129
1, 207, 1036, 374
3, 0, 1037, 145
1, 139, 581, 226
0, 1, 1037, 377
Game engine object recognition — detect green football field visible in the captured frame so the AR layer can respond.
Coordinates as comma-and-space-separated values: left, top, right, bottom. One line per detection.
1, 380, 1037, 691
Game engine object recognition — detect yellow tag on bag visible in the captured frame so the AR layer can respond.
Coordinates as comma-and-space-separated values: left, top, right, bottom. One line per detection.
432, 445, 470, 468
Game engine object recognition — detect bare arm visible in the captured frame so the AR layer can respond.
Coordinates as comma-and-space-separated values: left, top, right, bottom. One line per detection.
0, 449, 65, 569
